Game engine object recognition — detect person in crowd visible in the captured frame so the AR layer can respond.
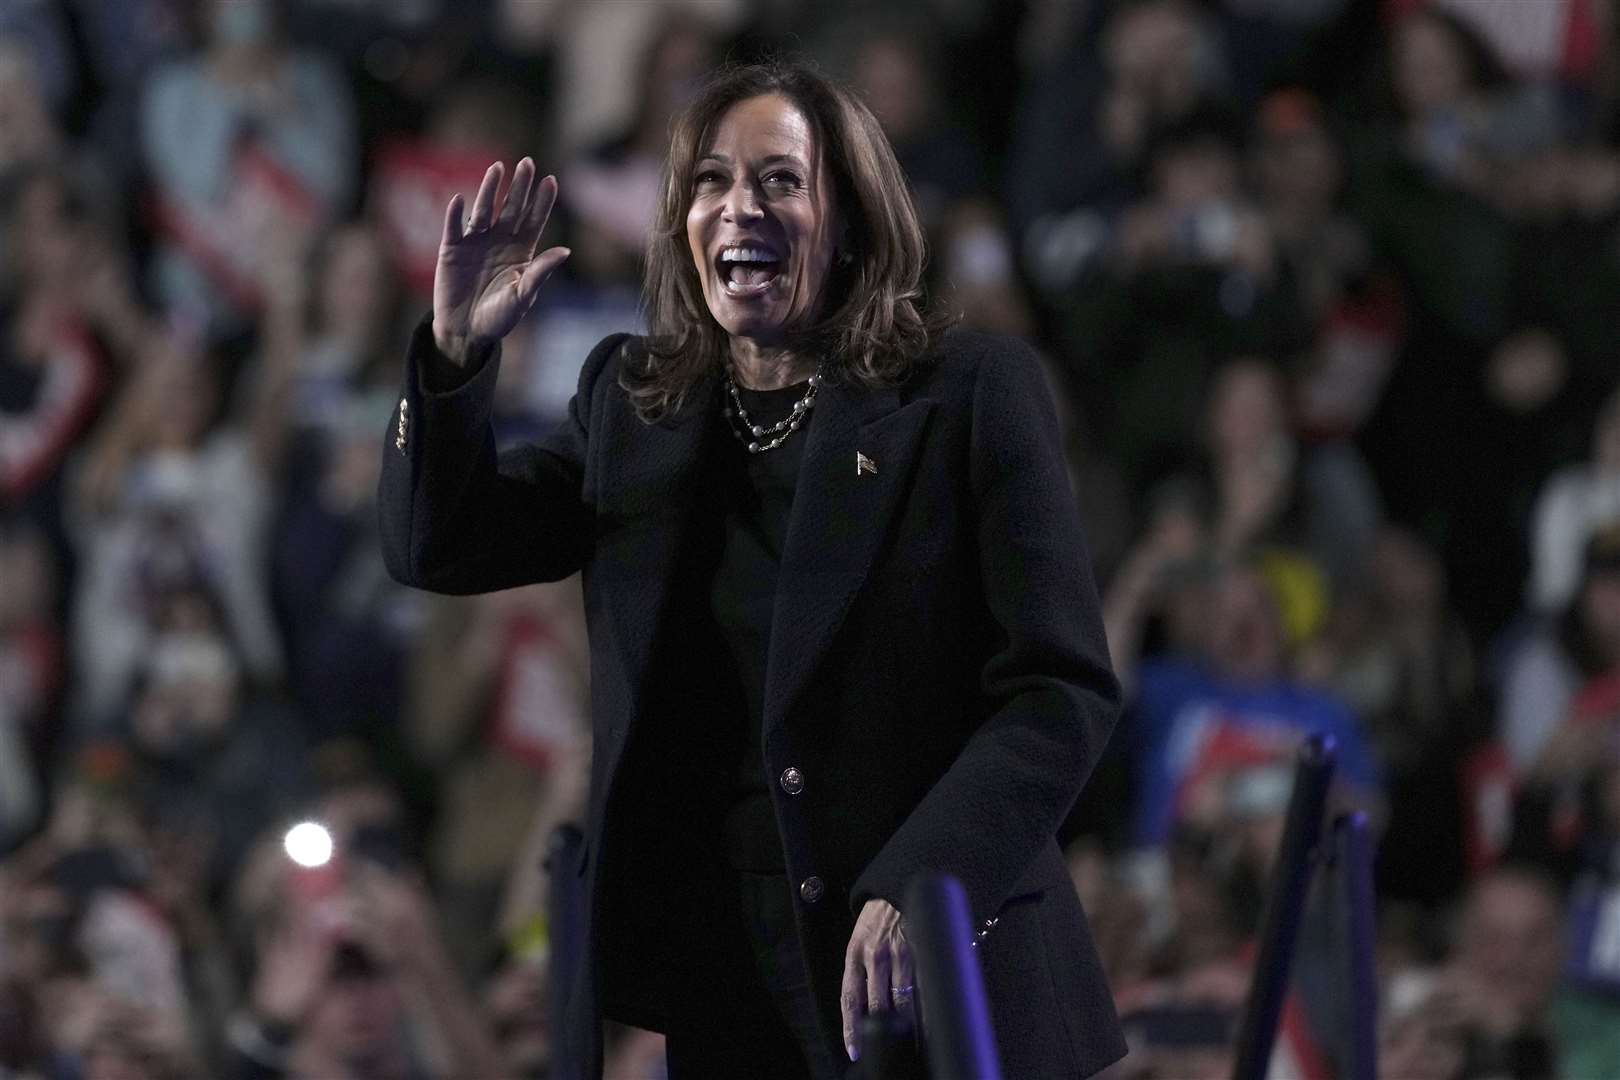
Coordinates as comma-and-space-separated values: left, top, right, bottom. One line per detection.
1347, 6, 1558, 642
124, 578, 314, 895
1053, 111, 1311, 489
404, 581, 590, 973
0, 166, 124, 616
1501, 527, 1620, 896
0, 796, 203, 1077
1384, 864, 1620, 1079
231, 860, 502, 1079
381, 59, 1123, 1078
1499, 525, 1620, 777
69, 329, 282, 725
1249, 88, 1373, 328
562, 10, 719, 280
842, 27, 1033, 338
263, 222, 407, 448
845, 28, 987, 234
1008, 0, 1232, 297
138, 0, 356, 337
1499, 141, 1620, 460
1108, 553, 1380, 851
253, 222, 421, 745
1298, 525, 1480, 903
1528, 387, 1620, 616
1200, 358, 1380, 589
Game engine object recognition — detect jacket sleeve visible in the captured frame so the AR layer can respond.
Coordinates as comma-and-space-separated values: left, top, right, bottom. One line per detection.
850, 337, 1122, 922
377, 315, 626, 594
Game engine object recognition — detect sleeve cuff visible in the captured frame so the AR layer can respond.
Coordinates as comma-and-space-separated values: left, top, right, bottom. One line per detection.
414, 313, 500, 395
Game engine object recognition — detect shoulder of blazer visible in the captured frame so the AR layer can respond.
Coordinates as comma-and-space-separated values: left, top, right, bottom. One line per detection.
905, 327, 1053, 410
574, 331, 639, 415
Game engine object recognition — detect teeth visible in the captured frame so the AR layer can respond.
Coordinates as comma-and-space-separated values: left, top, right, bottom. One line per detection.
719, 246, 780, 263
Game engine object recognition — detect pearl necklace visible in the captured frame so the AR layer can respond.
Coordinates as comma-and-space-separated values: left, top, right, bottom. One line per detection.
722, 365, 823, 453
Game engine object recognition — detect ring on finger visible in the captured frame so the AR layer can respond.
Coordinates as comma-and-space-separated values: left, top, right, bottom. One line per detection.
890, 984, 915, 1003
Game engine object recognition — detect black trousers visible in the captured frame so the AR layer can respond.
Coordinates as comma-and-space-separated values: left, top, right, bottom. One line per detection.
664, 867, 843, 1080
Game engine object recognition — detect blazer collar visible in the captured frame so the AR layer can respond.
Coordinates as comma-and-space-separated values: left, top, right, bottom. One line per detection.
763, 375, 934, 733
595, 363, 933, 739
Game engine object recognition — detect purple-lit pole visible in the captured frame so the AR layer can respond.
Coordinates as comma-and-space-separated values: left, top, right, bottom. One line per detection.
1335, 811, 1378, 1080
905, 873, 1003, 1080
1231, 733, 1337, 1080
545, 824, 587, 1080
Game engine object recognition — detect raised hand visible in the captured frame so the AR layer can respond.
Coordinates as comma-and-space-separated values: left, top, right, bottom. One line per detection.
433, 157, 571, 363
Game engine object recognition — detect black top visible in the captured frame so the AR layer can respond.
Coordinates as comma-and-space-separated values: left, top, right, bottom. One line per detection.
709, 379, 813, 872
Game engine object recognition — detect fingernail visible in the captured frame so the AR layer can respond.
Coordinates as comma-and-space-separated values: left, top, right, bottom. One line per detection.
847, 1043, 859, 1062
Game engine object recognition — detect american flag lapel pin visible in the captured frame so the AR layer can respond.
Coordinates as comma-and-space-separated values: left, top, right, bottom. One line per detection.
856, 451, 877, 476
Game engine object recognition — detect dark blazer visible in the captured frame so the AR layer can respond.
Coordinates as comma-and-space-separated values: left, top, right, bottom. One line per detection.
379, 317, 1126, 1078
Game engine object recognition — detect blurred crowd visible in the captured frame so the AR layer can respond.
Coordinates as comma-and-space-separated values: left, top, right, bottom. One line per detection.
2, 0, 1619, 1078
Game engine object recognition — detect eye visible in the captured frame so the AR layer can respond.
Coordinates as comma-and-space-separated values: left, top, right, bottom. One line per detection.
764, 170, 802, 188
693, 169, 726, 190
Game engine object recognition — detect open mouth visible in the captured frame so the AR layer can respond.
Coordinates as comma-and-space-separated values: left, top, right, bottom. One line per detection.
717, 245, 782, 297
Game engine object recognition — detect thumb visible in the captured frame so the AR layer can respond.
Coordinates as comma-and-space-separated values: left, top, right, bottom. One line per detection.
515, 246, 571, 309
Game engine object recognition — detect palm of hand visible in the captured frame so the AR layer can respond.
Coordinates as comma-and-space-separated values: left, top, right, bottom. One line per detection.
433, 158, 570, 358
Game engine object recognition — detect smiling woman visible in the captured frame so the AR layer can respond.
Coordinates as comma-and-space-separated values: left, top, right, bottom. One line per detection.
634, 63, 938, 418
381, 59, 1124, 1080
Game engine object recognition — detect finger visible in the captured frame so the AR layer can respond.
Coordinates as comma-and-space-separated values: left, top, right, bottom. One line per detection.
514, 246, 571, 309
866, 945, 892, 1014
841, 943, 867, 1061
467, 162, 504, 231
523, 174, 560, 256
892, 940, 916, 1016
501, 157, 535, 230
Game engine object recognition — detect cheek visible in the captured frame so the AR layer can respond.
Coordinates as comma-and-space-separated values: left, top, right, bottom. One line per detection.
686, 207, 712, 287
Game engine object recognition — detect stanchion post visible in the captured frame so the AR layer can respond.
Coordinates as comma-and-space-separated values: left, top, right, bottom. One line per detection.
544, 823, 586, 1080
1231, 733, 1338, 1080
1334, 811, 1378, 1080
904, 872, 1003, 1080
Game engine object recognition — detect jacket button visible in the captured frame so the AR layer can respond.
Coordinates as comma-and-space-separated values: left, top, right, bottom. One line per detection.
780, 766, 804, 795
799, 876, 825, 904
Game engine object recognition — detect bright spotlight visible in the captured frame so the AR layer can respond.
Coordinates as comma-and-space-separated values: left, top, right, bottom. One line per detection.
284, 822, 334, 868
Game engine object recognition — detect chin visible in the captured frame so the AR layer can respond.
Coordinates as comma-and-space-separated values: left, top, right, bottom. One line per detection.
707, 303, 790, 344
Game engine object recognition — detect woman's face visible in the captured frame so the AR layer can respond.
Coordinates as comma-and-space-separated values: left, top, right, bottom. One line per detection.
686, 94, 843, 349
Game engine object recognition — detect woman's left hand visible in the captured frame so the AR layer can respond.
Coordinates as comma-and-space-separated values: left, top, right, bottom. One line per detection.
841, 898, 914, 1061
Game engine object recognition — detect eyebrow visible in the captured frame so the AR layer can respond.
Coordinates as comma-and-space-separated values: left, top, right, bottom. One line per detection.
695, 152, 808, 169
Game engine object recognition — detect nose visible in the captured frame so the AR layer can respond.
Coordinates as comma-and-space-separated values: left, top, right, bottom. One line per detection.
721, 179, 763, 224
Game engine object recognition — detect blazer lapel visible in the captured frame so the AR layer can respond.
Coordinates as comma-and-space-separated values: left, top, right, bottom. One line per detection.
593, 371, 721, 725
764, 379, 935, 732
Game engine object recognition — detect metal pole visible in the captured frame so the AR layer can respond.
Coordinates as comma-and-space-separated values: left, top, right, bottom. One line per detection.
904, 873, 1003, 1080
1231, 733, 1338, 1080
1334, 811, 1378, 1080
544, 823, 586, 1080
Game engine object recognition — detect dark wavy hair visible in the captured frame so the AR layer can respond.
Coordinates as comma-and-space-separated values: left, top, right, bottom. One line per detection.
626, 60, 945, 421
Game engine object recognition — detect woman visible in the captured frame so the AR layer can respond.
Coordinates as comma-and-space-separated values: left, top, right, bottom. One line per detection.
380, 62, 1123, 1078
